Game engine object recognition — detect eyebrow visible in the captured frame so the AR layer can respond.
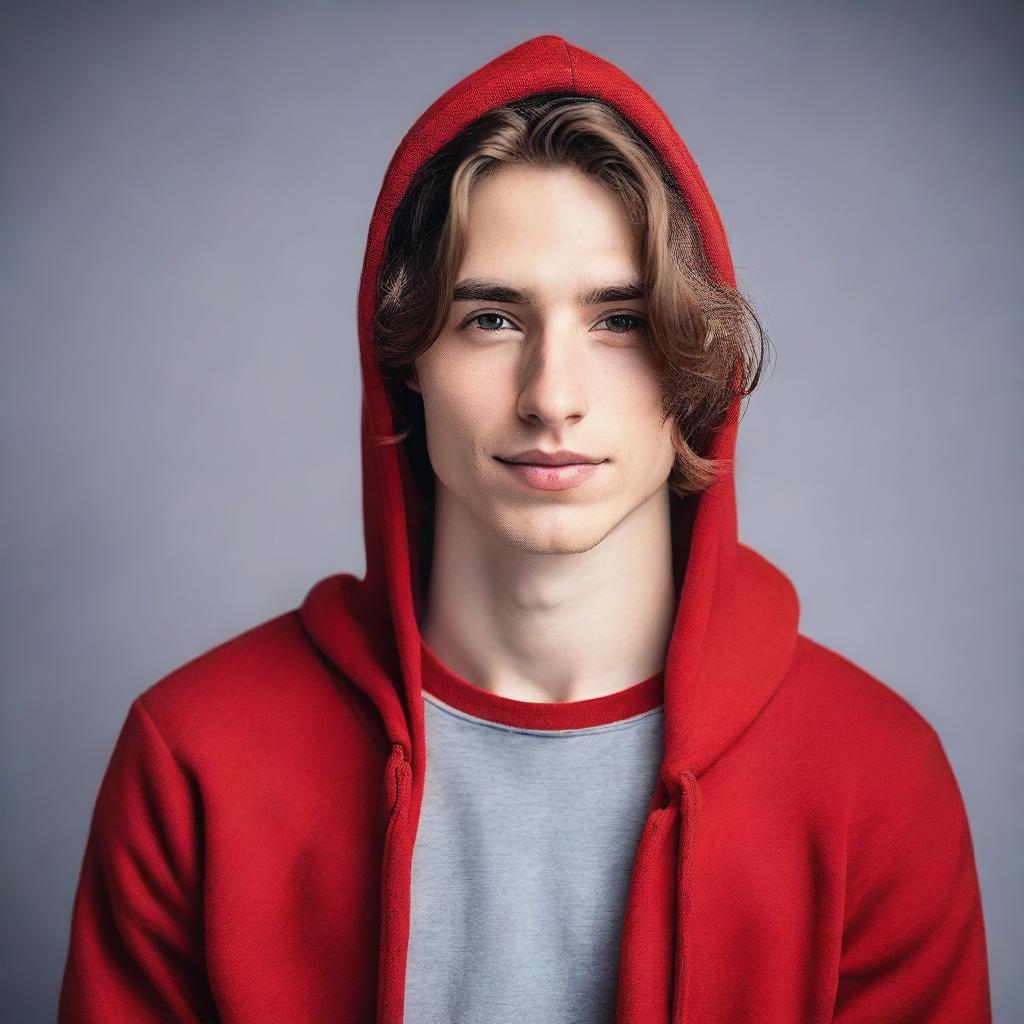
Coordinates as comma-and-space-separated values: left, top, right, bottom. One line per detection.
451, 277, 645, 308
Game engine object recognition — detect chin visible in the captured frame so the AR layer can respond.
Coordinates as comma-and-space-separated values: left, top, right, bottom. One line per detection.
489, 506, 610, 557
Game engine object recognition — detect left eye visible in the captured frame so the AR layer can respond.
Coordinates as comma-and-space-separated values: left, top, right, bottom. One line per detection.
600, 314, 646, 334
469, 313, 515, 331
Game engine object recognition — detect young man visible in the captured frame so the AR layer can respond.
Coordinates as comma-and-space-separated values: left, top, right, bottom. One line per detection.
58, 35, 991, 1023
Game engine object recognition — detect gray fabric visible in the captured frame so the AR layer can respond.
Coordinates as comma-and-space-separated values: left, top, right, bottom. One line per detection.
403, 691, 665, 1024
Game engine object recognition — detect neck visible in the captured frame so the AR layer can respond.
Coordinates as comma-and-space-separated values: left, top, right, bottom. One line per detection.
419, 482, 676, 704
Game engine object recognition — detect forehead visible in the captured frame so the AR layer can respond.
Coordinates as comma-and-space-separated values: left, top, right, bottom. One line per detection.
458, 164, 641, 287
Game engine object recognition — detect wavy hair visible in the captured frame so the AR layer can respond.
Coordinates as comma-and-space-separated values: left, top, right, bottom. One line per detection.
373, 92, 772, 501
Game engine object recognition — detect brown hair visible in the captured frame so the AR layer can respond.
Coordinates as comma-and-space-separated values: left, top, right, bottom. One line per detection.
373, 92, 771, 502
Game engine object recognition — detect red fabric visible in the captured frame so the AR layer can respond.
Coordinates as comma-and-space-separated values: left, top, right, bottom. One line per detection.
420, 633, 665, 729
58, 34, 991, 1023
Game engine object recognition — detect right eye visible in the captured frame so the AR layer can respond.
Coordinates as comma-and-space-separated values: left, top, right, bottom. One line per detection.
465, 313, 517, 332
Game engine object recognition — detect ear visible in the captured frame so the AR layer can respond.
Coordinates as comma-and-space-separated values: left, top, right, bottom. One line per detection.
405, 369, 422, 395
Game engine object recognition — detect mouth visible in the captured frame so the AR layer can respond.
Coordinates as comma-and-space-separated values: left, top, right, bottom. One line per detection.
494, 456, 605, 492
495, 458, 605, 466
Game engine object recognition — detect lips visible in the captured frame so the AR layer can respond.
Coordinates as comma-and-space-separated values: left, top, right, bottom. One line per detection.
496, 450, 605, 466
496, 457, 605, 492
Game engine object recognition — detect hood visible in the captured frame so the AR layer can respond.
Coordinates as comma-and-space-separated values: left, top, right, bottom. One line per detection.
299, 34, 801, 1024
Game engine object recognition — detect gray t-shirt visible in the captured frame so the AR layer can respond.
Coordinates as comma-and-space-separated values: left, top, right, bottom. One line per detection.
403, 642, 665, 1024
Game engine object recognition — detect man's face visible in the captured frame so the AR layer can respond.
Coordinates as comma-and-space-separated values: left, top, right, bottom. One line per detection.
407, 163, 677, 555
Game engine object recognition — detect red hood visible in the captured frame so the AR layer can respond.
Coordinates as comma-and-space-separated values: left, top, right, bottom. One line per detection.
299, 34, 801, 1024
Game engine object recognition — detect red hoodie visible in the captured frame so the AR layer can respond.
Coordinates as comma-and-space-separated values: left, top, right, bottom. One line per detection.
58, 34, 991, 1024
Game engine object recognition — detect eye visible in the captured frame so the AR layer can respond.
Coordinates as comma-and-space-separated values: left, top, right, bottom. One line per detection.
598, 313, 647, 335
465, 312, 517, 332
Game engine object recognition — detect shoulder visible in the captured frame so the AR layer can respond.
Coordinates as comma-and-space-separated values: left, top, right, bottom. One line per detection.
769, 633, 960, 829
129, 605, 382, 761
785, 631, 941, 753
138, 608, 310, 710
766, 636, 978, 890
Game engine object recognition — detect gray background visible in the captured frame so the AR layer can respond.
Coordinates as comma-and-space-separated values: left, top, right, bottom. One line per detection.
2, 1, 1020, 1019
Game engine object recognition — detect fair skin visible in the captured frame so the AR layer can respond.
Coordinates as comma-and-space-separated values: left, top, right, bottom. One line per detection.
406, 163, 678, 703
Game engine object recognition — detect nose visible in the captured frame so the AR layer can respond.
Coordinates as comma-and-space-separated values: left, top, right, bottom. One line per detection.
515, 322, 590, 429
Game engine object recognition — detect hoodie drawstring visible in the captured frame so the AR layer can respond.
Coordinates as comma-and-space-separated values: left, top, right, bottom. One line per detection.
378, 743, 411, 1024
670, 769, 702, 1024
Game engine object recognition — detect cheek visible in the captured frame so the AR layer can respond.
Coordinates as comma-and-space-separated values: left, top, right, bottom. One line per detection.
420, 369, 494, 461
604, 365, 674, 462
605, 358, 667, 422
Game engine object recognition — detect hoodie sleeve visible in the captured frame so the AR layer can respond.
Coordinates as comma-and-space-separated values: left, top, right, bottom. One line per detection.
832, 726, 992, 1023
58, 697, 219, 1023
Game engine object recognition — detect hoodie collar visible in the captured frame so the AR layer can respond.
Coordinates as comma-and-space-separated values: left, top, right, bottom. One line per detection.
420, 631, 665, 731
299, 34, 801, 1023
